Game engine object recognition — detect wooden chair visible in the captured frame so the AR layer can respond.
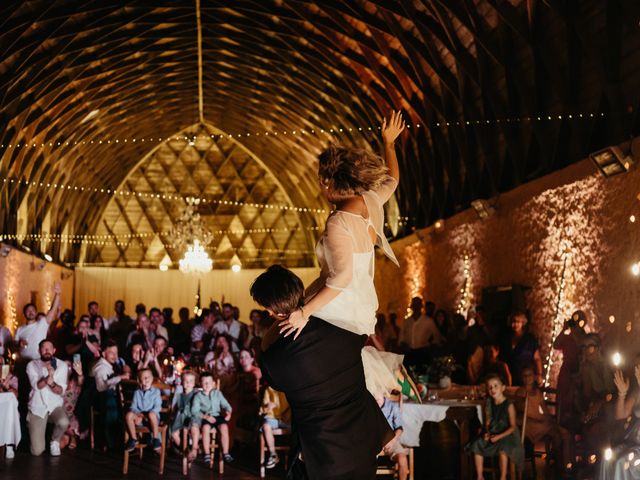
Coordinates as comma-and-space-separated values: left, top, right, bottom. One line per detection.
524, 387, 558, 478
181, 425, 224, 475
376, 367, 416, 480
259, 427, 291, 478
122, 380, 173, 475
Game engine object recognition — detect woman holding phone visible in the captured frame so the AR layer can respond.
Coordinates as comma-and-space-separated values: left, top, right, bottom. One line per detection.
60, 358, 84, 449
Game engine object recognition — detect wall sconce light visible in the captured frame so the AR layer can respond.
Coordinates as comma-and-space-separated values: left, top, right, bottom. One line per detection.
590, 145, 633, 177
471, 199, 496, 220
434, 219, 445, 233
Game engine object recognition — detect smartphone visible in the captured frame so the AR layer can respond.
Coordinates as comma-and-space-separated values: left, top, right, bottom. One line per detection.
1, 364, 9, 380
73, 354, 81, 364
50, 357, 57, 369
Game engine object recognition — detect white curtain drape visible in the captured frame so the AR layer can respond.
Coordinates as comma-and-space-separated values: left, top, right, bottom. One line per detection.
74, 267, 320, 322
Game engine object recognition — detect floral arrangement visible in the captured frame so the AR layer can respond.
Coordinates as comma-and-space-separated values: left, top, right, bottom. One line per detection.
426, 355, 458, 381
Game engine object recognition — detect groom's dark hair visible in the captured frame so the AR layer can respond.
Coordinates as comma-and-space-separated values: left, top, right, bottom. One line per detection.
250, 265, 304, 316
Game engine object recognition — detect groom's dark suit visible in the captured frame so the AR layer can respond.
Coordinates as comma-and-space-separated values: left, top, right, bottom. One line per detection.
261, 316, 392, 480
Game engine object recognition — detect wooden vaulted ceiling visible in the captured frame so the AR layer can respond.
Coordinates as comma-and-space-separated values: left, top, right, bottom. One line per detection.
0, 0, 639, 267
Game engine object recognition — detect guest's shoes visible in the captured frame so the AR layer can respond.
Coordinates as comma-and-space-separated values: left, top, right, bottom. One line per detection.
151, 437, 162, 452
125, 438, 138, 452
265, 453, 279, 469
223, 453, 234, 463
203, 453, 211, 464
50, 441, 61, 457
5, 445, 15, 459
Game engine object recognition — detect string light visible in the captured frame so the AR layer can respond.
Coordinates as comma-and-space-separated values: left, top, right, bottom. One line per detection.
544, 251, 569, 389
0, 112, 608, 152
456, 254, 473, 315
7, 289, 18, 333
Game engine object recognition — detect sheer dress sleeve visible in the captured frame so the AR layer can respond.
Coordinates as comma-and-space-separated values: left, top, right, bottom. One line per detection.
323, 215, 355, 291
373, 175, 398, 204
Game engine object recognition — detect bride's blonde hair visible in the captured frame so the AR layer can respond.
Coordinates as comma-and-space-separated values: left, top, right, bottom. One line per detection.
318, 144, 389, 199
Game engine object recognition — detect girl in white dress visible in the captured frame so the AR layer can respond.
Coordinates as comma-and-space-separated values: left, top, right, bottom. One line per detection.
280, 111, 406, 395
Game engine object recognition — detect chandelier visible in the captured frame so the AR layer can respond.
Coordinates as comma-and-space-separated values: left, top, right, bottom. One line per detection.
171, 197, 214, 274
178, 239, 213, 274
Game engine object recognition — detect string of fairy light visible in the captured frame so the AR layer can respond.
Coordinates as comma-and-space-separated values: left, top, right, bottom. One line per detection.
543, 251, 569, 389
456, 253, 473, 315
0, 111, 607, 151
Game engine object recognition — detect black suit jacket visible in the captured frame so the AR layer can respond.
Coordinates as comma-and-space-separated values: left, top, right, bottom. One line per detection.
261, 316, 392, 480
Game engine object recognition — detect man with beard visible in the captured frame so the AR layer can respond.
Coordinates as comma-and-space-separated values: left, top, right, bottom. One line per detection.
15, 283, 62, 362
26, 339, 69, 456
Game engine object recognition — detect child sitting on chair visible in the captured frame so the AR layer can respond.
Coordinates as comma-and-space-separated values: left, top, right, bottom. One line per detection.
125, 368, 162, 452
171, 371, 198, 460
190, 372, 233, 464
260, 385, 291, 469
374, 391, 409, 480
465, 373, 524, 480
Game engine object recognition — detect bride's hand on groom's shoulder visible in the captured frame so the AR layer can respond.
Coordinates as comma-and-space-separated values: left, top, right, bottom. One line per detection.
279, 308, 310, 340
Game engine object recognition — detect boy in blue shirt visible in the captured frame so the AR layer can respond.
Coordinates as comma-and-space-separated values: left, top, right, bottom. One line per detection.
125, 368, 162, 452
375, 391, 409, 480
190, 372, 233, 463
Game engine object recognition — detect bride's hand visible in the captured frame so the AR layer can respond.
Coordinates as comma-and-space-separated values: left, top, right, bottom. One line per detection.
382, 110, 405, 145
279, 309, 309, 340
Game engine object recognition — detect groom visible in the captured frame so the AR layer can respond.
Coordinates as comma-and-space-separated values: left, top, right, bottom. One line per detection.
251, 265, 392, 479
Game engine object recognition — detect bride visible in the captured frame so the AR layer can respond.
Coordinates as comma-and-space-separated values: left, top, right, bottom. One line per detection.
280, 110, 406, 396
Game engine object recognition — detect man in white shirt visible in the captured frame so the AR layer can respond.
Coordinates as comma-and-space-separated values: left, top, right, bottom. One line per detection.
212, 303, 244, 353
15, 283, 62, 361
400, 297, 443, 351
91, 340, 129, 450
26, 339, 69, 456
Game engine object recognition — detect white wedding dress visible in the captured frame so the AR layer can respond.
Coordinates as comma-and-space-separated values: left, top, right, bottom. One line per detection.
305, 175, 404, 396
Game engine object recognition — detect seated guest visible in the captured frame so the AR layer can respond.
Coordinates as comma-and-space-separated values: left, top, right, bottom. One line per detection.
170, 371, 198, 460
26, 339, 69, 456
259, 385, 291, 469
204, 335, 237, 392
150, 308, 169, 343
374, 391, 410, 480
399, 297, 443, 365
518, 366, 573, 476
91, 341, 130, 450
0, 356, 19, 458
60, 359, 84, 450
144, 336, 172, 380
191, 309, 215, 354
126, 314, 155, 351
125, 368, 162, 452
212, 303, 244, 353
190, 372, 233, 464
89, 315, 107, 347
244, 309, 264, 352
479, 343, 512, 386
127, 342, 145, 376
238, 348, 262, 393
236, 349, 262, 432
465, 373, 524, 480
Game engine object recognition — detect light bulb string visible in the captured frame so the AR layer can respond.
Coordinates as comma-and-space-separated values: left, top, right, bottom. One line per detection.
0, 111, 608, 151
543, 251, 569, 388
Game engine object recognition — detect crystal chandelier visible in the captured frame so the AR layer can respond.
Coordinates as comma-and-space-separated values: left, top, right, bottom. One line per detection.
171, 198, 214, 274
178, 239, 213, 274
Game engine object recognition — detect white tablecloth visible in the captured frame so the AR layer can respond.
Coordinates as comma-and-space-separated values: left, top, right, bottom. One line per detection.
400, 401, 483, 447
0, 392, 21, 446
